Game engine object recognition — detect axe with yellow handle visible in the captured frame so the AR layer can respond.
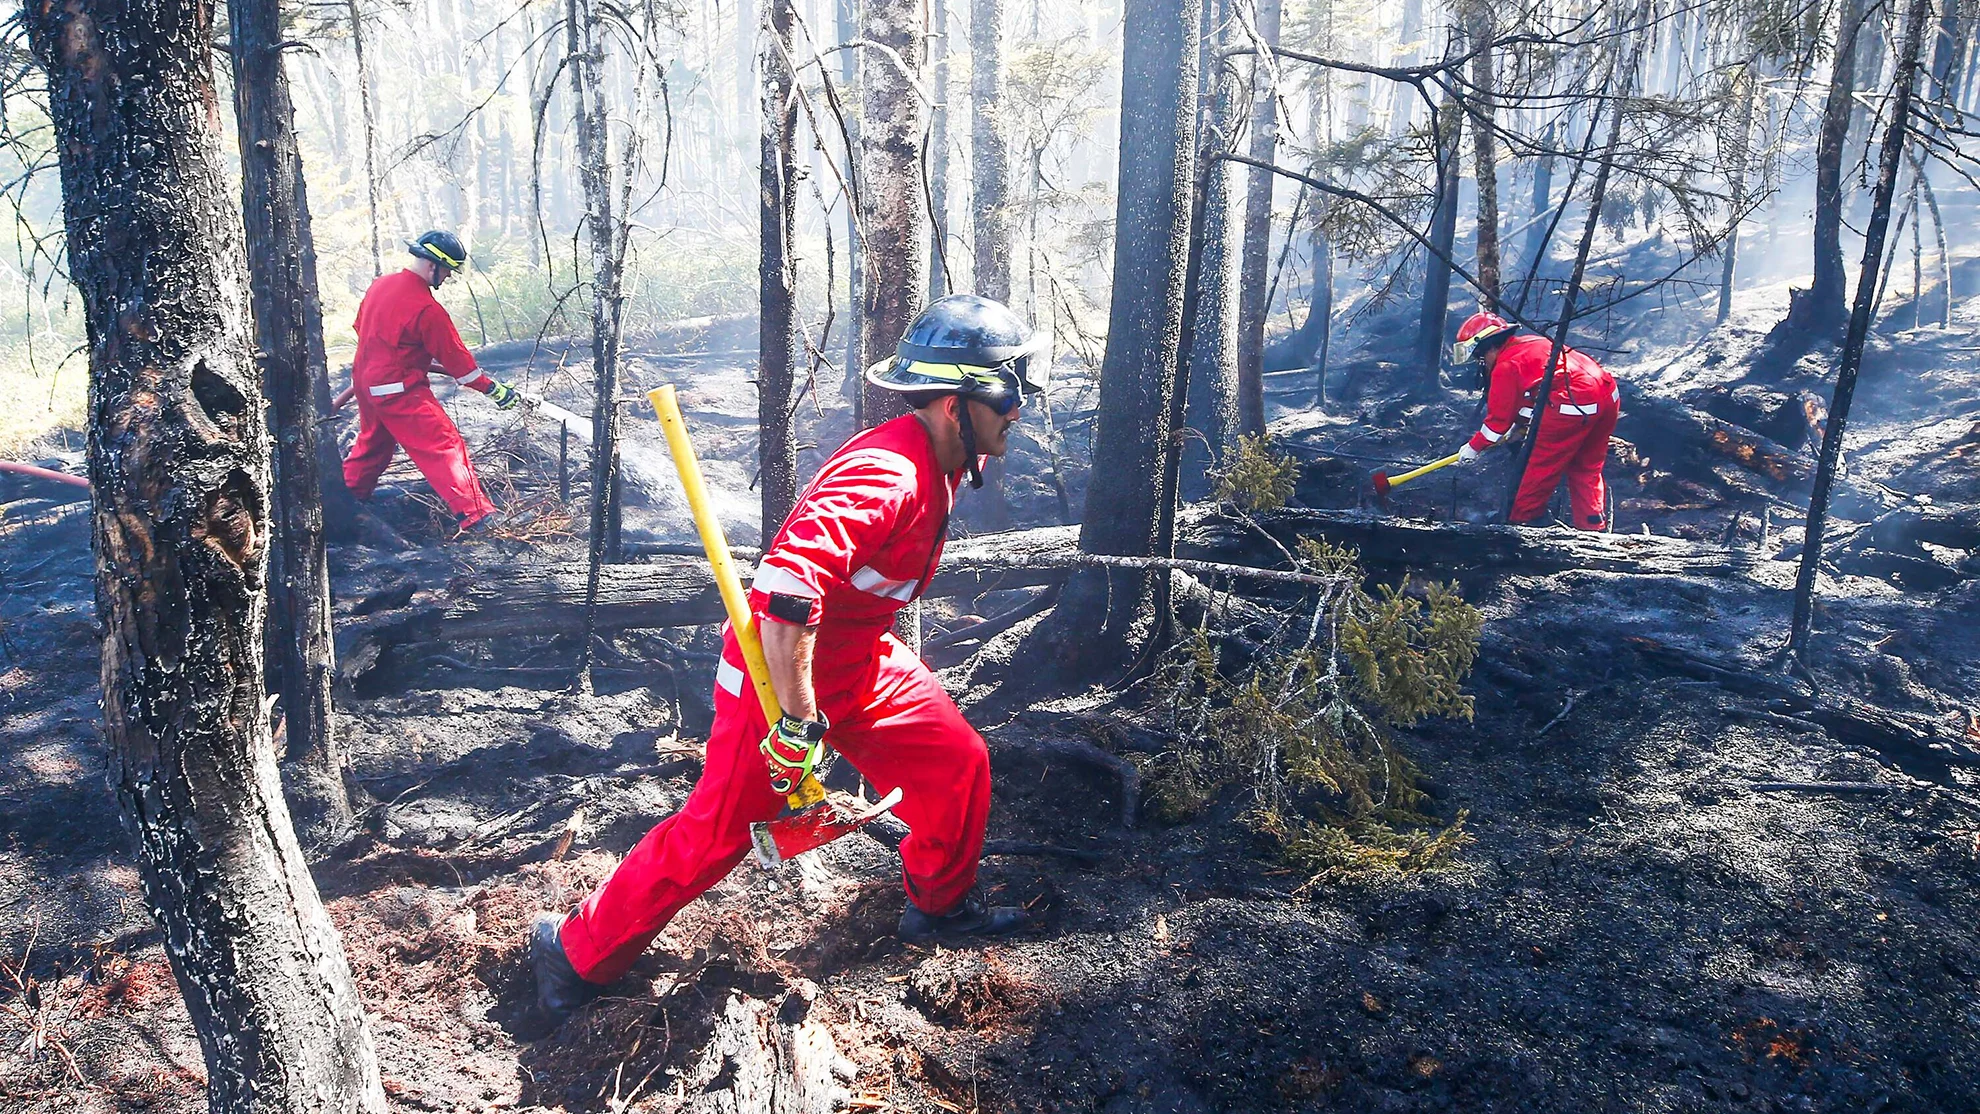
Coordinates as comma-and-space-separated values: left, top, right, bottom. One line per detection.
648, 385, 902, 867
1371, 452, 1462, 500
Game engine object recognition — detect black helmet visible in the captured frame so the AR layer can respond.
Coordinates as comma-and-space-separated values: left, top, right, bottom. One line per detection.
865, 295, 1049, 412
408, 230, 469, 273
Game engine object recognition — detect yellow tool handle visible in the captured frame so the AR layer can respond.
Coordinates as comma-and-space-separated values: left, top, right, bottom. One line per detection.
1386, 452, 1463, 490
650, 385, 825, 809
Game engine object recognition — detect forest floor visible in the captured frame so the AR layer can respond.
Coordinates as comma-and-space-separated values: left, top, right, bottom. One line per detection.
4, 270, 1980, 1113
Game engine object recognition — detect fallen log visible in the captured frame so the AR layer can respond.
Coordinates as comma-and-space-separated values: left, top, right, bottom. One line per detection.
1619, 390, 1811, 485
1186, 507, 1761, 579
339, 509, 1768, 685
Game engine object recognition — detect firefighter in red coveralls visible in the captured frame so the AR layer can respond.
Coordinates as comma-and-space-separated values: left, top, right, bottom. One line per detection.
340, 230, 524, 533
1449, 311, 1620, 530
528, 295, 1044, 1020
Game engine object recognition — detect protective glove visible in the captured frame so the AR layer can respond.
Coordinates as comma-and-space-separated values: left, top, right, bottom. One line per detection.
487, 380, 522, 411
760, 712, 828, 797
1456, 443, 1481, 465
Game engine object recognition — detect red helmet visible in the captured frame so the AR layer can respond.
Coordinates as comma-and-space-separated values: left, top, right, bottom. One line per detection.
1451, 311, 1514, 365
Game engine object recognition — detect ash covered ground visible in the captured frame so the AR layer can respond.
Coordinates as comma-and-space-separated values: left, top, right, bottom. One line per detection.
4, 276, 1980, 1113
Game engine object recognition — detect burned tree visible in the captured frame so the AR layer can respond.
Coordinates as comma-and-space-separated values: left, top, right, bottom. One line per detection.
1464, 1, 1502, 308
1232, 0, 1281, 436
760, 0, 802, 533
1796, 0, 1872, 331
1787, 0, 1936, 664
1183, 0, 1243, 499
24, 0, 386, 1106
1050, 0, 1201, 679
858, 0, 927, 426
230, 0, 353, 833
971, 0, 1011, 301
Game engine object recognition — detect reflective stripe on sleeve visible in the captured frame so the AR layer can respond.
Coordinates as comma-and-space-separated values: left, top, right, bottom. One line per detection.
850, 565, 919, 601
715, 657, 745, 697
1517, 406, 1534, 419
369, 382, 407, 397
1559, 402, 1601, 416
1478, 425, 1505, 444
751, 561, 817, 600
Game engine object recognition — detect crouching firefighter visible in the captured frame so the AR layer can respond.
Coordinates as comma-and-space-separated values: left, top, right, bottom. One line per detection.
1449, 311, 1620, 530
530, 295, 1046, 1021
340, 230, 527, 534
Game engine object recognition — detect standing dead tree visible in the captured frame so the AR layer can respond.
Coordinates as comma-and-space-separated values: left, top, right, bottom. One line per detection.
23, 0, 386, 1105
1183, 0, 1244, 500
856, 0, 928, 427
760, 0, 802, 533
1047, 0, 1202, 681
1793, 0, 1873, 333
1233, 0, 1282, 435
1787, 0, 1936, 666
971, 0, 1012, 301
230, 0, 355, 835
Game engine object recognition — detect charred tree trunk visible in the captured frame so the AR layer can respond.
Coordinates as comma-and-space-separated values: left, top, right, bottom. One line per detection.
1232, 0, 1281, 436
1718, 63, 1758, 324
1800, 0, 1872, 330
1788, 0, 1935, 664
571, 0, 627, 684
1308, 208, 1333, 407
760, 0, 802, 534
230, 0, 353, 834
839, 0, 865, 414
25, 0, 386, 1106
858, 0, 927, 426
970, 0, 1011, 301
1414, 81, 1461, 392
928, 0, 951, 299
347, 0, 382, 276
1048, 0, 1200, 680
1183, 0, 1242, 500
1465, 5, 1502, 309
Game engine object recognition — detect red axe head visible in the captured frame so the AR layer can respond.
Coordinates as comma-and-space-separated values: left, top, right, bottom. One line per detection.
1371, 471, 1393, 497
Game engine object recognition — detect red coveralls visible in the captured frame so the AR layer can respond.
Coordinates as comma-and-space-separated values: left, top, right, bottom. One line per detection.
1467, 334, 1620, 530
342, 269, 497, 522
560, 413, 990, 984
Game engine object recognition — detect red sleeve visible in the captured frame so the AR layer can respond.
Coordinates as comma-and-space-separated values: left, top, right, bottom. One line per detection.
416, 303, 481, 383
1469, 343, 1533, 451
748, 448, 917, 626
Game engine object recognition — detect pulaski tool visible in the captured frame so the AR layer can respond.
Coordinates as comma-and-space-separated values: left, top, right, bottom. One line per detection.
649, 385, 904, 867
1371, 452, 1462, 505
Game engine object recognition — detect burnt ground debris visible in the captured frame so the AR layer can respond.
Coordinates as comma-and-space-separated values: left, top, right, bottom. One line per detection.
3, 285, 1980, 1112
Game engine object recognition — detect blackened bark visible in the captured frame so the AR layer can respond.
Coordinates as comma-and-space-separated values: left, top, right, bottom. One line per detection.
572, 0, 627, 684
1802, 0, 1872, 329
1465, 5, 1502, 309
970, 0, 1011, 301
1414, 84, 1461, 390
1788, 0, 1936, 663
1308, 214, 1333, 407
347, 0, 382, 276
1522, 123, 1554, 271
1718, 64, 1758, 324
928, 0, 950, 299
230, 0, 352, 831
760, 0, 802, 534
839, 0, 865, 413
1050, 0, 1200, 679
25, 0, 386, 1106
1232, 0, 1281, 436
1183, 0, 1241, 500
858, 0, 927, 426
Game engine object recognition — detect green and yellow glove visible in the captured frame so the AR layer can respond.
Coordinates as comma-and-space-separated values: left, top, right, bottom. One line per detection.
760, 713, 828, 797
488, 380, 522, 410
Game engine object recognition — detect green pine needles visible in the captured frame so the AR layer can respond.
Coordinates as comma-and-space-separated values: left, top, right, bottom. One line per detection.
1148, 516, 1481, 889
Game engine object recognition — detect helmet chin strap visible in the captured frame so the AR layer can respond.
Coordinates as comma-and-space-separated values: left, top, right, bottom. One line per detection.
955, 396, 984, 489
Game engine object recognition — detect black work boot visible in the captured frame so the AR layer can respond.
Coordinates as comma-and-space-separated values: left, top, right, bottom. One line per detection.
898, 888, 1030, 943
530, 914, 604, 1021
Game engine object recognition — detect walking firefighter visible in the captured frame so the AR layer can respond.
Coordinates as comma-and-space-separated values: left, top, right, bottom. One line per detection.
338, 230, 526, 534
529, 295, 1047, 1021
